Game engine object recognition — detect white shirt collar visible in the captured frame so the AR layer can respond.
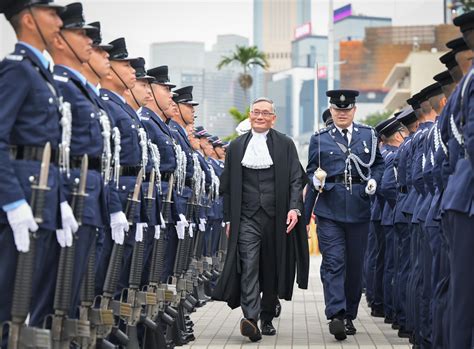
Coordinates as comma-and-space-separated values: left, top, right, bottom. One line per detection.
335, 123, 353, 135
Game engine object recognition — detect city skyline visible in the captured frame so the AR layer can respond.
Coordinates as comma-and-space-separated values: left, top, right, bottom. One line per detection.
0, 0, 445, 61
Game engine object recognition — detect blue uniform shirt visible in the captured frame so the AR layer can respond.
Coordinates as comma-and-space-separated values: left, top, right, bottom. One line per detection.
306, 123, 384, 223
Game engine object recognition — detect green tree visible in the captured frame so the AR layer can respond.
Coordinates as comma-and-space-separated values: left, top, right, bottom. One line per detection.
217, 45, 269, 103
361, 110, 393, 127
222, 106, 250, 141
456, 0, 474, 11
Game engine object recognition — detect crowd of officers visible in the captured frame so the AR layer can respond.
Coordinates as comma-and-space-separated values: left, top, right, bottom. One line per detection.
363, 9, 474, 349
0, 1, 229, 348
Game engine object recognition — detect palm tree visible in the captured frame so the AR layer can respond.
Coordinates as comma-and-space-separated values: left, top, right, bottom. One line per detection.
217, 45, 270, 103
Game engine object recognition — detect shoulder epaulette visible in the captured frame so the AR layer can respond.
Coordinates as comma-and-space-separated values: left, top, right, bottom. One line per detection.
315, 127, 329, 135
53, 75, 69, 83
5, 54, 24, 62
355, 122, 373, 130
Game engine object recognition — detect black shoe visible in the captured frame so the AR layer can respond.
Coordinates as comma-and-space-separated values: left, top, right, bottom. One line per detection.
371, 307, 385, 318
392, 321, 400, 330
329, 318, 347, 341
344, 319, 357, 335
240, 318, 262, 342
398, 327, 411, 338
384, 316, 394, 324
274, 303, 282, 318
261, 321, 276, 336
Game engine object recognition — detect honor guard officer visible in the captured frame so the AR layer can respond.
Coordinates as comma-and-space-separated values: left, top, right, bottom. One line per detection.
442, 10, 474, 348
305, 89, 384, 341
48, 2, 117, 320
140, 66, 182, 283
193, 127, 215, 258
322, 108, 334, 127
97, 37, 148, 293
207, 136, 226, 255
0, 0, 81, 338
391, 106, 418, 339
376, 117, 408, 325
163, 86, 199, 281
125, 57, 163, 286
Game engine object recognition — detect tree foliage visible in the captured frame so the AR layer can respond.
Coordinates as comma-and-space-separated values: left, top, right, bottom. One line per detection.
217, 45, 269, 92
360, 110, 393, 127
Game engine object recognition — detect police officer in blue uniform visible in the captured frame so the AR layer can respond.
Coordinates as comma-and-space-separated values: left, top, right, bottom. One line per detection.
140, 65, 181, 283
97, 37, 148, 293
392, 106, 418, 338
164, 86, 198, 281
206, 135, 226, 255
442, 11, 474, 348
306, 89, 384, 340
377, 117, 408, 325
48, 2, 118, 319
0, 0, 81, 335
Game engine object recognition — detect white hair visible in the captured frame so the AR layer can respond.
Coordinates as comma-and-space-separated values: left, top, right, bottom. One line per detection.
251, 97, 275, 113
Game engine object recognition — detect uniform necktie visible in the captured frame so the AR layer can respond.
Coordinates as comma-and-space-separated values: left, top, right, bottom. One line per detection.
342, 129, 349, 145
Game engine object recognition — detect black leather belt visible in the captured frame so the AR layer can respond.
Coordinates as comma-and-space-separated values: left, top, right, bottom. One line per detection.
398, 185, 408, 194
9, 145, 58, 164
71, 156, 101, 171
120, 166, 142, 177
326, 175, 365, 184
161, 172, 173, 181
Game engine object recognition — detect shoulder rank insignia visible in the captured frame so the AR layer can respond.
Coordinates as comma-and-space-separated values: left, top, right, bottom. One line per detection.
53, 75, 69, 83
6, 54, 24, 62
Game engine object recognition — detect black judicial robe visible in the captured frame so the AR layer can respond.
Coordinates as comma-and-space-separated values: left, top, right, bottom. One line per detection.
212, 128, 310, 309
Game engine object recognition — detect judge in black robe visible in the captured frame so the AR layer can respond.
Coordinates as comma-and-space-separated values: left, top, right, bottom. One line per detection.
212, 97, 309, 341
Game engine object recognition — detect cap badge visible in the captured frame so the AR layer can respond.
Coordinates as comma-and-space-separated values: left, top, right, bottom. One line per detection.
340, 94, 346, 102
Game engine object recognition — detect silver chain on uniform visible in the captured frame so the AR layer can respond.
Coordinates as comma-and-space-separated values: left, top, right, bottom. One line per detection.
137, 127, 148, 178
344, 128, 377, 184
112, 127, 121, 188
58, 97, 72, 177
99, 110, 112, 184
148, 141, 162, 194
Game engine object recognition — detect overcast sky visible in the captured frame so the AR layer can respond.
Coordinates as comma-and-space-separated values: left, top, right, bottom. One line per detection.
0, 0, 445, 60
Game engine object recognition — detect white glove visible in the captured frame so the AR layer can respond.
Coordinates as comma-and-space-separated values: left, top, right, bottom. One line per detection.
199, 218, 206, 232
59, 201, 78, 247
110, 211, 129, 245
154, 225, 161, 239
188, 223, 195, 237
176, 221, 186, 239
6, 202, 38, 252
55, 229, 73, 248
312, 175, 324, 191
135, 222, 147, 242
365, 179, 377, 195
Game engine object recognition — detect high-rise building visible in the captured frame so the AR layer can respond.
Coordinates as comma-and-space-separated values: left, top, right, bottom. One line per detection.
149, 36, 248, 138
252, 0, 311, 100
253, 0, 311, 72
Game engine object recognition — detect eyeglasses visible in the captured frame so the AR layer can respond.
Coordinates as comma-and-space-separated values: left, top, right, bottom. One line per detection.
251, 110, 274, 117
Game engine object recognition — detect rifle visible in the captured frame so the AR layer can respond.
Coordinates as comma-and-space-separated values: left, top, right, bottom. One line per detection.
142, 231, 175, 349
95, 168, 144, 348
144, 169, 156, 223
3, 143, 52, 349
161, 173, 174, 224
48, 154, 90, 349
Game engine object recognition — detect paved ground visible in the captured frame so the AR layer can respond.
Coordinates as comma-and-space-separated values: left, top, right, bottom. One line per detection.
184, 256, 411, 349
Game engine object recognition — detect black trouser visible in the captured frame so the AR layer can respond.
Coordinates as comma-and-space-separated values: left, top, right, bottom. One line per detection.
238, 208, 278, 322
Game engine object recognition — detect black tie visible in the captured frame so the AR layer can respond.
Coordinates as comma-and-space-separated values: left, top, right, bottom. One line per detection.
342, 129, 349, 145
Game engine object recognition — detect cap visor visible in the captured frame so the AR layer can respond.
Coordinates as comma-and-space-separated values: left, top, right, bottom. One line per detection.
94, 43, 114, 51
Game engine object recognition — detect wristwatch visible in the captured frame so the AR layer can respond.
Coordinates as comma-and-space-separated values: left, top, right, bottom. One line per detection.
292, 209, 301, 217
